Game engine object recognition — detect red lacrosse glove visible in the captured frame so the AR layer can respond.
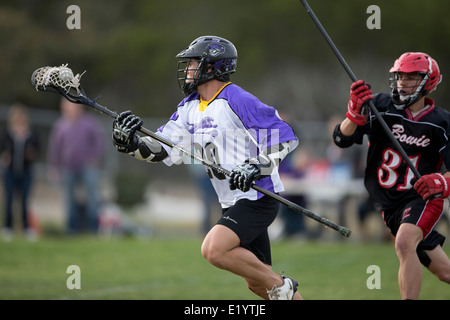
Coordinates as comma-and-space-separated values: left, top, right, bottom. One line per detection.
346, 80, 373, 126
413, 173, 450, 200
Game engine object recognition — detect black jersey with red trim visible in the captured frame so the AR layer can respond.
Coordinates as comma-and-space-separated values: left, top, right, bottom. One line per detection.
335, 93, 450, 210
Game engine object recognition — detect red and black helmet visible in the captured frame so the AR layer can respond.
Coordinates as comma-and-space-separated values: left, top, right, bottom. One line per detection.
389, 52, 442, 109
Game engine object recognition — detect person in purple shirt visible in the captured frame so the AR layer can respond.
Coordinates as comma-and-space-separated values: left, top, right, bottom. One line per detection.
47, 98, 105, 234
111, 36, 302, 299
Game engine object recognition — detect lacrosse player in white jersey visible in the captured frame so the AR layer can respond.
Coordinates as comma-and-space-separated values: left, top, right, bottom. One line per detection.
112, 35, 302, 300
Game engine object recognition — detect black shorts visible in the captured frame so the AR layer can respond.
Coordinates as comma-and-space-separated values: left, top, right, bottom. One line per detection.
217, 196, 279, 266
383, 197, 446, 267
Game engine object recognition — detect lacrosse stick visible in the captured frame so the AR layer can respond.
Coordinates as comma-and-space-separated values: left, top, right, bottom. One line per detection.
31, 64, 351, 237
300, 0, 421, 180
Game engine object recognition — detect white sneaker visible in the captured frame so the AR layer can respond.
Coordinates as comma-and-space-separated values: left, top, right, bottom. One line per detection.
2, 228, 12, 242
25, 228, 37, 242
267, 274, 298, 300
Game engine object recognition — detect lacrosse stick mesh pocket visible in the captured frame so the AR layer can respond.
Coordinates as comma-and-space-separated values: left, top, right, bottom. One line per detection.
34, 64, 84, 94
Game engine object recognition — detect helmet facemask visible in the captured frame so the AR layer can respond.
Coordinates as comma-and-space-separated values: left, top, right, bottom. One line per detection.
389, 72, 429, 110
177, 57, 207, 97
177, 55, 236, 96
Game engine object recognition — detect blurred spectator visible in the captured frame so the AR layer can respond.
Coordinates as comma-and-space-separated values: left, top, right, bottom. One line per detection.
47, 99, 105, 235
278, 146, 310, 239
188, 163, 219, 235
356, 181, 391, 242
325, 115, 355, 229
0, 103, 40, 241
328, 115, 388, 241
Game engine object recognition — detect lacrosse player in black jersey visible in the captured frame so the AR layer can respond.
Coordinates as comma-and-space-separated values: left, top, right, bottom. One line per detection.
333, 52, 450, 299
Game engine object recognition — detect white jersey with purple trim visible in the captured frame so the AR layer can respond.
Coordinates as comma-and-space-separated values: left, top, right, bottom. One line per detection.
156, 82, 298, 207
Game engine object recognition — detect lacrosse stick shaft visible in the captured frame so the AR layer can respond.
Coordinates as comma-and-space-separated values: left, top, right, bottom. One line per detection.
31, 65, 351, 237
81, 96, 350, 237
300, 0, 421, 179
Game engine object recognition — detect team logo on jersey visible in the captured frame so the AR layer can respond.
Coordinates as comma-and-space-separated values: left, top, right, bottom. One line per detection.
187, 116, 218, 137
208, 43, 226, 57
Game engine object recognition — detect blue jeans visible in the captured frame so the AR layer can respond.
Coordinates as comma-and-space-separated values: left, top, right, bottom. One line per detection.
63, 166, 100, 234
3, 168, 32, 230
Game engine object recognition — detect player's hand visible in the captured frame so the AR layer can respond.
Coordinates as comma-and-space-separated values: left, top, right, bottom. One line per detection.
413, 173, 450, 200
112, 110, 143, 153
229, 162, 262, 192
346, 80, 373, 126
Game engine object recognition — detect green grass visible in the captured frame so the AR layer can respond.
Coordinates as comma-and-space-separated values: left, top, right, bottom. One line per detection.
0, 236, 448, 300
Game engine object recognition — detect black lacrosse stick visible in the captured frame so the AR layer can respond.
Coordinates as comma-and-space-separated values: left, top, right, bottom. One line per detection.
31, 64, 352, 237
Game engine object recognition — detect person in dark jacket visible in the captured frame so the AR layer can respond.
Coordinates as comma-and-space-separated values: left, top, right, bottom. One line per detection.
1, 103, 40, 241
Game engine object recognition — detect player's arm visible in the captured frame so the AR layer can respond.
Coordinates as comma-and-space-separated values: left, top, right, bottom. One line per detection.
338, 118, 358, 136
112, 110, 168, 162
229, 140, 296, 192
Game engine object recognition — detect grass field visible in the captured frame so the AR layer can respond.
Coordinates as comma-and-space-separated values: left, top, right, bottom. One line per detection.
0, 235, 449, 300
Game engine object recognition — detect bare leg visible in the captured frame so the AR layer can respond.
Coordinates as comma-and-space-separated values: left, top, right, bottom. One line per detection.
395, 223, 423, 299
426, 245, 450, 284
202, 224, 303, 299
244, 272, 272, 299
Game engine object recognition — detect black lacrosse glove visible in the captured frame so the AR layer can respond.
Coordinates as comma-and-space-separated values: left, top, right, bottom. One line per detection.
229, 159, 263, 193
112, 110, 143, 153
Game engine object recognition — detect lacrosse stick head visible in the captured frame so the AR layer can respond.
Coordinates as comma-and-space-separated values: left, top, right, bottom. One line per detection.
31, 64, 87, 103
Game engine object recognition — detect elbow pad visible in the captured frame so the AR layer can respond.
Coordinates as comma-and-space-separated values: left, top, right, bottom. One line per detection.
247, 140, 295, 177
333, 124, 355, 148
130, 136, 168, 163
